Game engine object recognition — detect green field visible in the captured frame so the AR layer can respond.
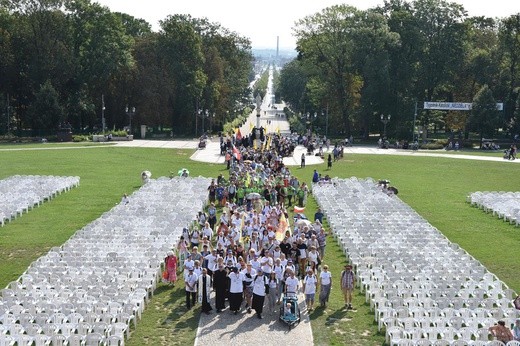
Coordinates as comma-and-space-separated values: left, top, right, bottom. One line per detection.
1, 145, 519, 345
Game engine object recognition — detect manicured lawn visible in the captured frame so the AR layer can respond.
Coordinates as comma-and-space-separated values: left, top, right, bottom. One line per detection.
1, 146, 519, 345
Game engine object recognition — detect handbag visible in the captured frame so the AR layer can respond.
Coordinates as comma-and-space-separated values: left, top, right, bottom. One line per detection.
162, 270, 168, 280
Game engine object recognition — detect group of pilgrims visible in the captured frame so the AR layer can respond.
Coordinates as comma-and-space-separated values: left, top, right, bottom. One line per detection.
163, 134, 336, 319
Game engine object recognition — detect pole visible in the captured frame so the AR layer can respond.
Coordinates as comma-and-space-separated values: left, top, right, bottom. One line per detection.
325, 104, 329, 138
413, 101, 417, 141
256, 94, 262, 148
6, 93, 9, 134
101, 94, 105, 133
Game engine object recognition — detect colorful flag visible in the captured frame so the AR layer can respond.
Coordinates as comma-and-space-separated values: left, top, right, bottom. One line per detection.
232, 145, 241, 161
294, 206, 305, 213
276, 213, 288, 241
235, 128, 242, 141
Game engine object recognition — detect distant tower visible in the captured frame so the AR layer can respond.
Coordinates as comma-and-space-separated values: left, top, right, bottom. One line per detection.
276, 36, 279, 58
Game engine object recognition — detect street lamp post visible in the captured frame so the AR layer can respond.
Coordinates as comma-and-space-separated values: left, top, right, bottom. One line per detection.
380, 114, 391, 138
255, 94, 262, 147
101, 94, 106, 133
202, 109, 209, 135
125, 105, 136, 134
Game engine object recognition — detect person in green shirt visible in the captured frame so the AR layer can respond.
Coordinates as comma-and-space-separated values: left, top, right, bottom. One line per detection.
287, 185, 295, 206
237, 186, 246, 206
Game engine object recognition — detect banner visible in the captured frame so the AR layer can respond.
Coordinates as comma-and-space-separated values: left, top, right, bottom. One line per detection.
424, 102, 503, 111
276, 213, 289, 241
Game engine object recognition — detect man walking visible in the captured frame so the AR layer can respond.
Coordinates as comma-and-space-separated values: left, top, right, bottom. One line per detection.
340, 264, 355, 309
184, 268, 198, 310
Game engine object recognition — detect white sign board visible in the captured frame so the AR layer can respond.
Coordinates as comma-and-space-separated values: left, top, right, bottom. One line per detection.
424, 102, 503, 111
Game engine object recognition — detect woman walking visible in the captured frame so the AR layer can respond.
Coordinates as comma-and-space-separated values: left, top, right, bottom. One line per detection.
319, 264, 332, 307
228, 267, 244, 314
266, 272, 279, 314
164, 251, 178, 286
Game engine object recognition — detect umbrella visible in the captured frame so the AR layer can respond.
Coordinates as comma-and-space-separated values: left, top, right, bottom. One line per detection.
178, 168, 190, 177
246, 192, 261, 200
296, 219, 312, 228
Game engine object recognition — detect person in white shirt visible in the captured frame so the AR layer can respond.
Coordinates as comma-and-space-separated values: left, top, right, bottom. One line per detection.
241, 263, 256, 313
251, 268, 269, 319
284, 269, 299, 295
184, 268, 198, 309
228, 267, 244, 314
303, 268, 318, 312
319, 264, 332, 307
272, 258, 285, 301
266, 272, 279, 314
204, 249, 218, 276
183, 254, 194, 276
202, 222, 213, 240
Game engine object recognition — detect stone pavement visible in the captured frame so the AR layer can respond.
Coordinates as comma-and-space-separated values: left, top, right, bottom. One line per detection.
113, 139, 519, 166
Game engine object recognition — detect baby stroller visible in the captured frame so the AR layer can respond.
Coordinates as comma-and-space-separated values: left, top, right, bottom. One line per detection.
279, 292, 301, 330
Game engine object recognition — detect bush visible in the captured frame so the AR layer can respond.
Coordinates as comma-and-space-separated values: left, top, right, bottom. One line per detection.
420, 141, 445, 150
72, 135, 89, 142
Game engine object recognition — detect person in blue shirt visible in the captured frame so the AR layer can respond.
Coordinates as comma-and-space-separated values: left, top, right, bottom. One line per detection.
314, 208, 324, 224
312, 170, 319, 183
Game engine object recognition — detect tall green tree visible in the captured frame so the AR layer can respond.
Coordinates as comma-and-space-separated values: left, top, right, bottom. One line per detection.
294, 4, 364, 136
498, 14, 520, 124
26, 80, 64, 134
159, 14, 206, 133
470, 84, 501, 147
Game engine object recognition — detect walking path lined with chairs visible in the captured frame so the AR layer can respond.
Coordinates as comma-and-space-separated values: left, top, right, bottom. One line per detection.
313, 178, 519, 345
0, 177, 209, 346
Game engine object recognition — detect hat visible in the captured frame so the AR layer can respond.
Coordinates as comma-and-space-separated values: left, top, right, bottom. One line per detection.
188, 267, 194, 271
187, 253, 192, 257
288, 259, 293, 263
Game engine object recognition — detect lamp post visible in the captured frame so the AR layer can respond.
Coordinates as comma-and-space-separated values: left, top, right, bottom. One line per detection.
255, 94, 262, 147
125, 105, 136, 134
101, 94, 106, 133
323, 106, 329, 138
413, 102, 418, 142
380, 114, 391, 138
202, 109, 209, 135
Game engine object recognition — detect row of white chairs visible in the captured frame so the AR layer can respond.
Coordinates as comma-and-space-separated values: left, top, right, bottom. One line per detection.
467, 191, 520, 226
0, 175, 80, 226
1, 176, 210, 345
313, 177, 518, 345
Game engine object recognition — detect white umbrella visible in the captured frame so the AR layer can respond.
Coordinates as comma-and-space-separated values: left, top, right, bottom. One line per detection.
296, 219, 312, 228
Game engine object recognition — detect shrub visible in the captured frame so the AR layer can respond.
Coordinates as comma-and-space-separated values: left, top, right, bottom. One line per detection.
72, 135, 89, 142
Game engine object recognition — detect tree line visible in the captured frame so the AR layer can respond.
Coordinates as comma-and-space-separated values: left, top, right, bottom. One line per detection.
277, 0, 520, 141
0, 0, 254, 137
2, 0, 520, 142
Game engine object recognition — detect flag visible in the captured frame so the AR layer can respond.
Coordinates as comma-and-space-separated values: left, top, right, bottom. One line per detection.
294, 206, 305, 213
276, 213, 288, 241
232, 145, 241, 161
245, 172, 251, 187
239, 213, 245, 244
235, 128, 242, 141
276, 126, 280, 135
249, 122, 254, 131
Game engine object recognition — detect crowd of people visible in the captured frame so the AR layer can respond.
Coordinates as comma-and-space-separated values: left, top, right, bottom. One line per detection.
162, 133, 357, 320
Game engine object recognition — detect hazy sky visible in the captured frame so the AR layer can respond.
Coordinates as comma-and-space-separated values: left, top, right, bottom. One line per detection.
95, 0, 520, 50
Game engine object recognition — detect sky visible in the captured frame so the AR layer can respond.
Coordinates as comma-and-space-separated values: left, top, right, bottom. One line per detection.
95, 0, 520, 50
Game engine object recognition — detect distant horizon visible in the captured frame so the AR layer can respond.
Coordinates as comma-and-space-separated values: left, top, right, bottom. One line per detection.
94, 0, 520, 51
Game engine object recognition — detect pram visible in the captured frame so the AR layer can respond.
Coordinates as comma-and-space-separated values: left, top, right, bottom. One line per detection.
279, 292, 301, 330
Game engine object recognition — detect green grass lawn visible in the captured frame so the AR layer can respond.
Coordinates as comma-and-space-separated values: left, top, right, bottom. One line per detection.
1, 146, 519, 345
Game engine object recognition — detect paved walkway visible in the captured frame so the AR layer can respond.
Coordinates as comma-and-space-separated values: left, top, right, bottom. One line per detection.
194, 289, 313, 346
